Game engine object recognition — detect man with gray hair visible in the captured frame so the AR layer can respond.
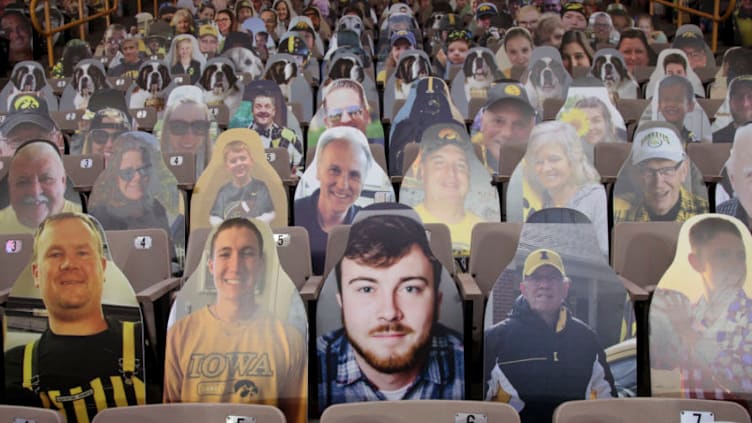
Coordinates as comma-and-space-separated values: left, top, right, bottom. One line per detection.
718, 123, 752, 229
0, 140, 80, 234
295, 126, 372, 274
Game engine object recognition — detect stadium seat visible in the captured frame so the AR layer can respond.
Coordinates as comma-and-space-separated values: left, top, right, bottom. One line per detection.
162, 152, 197, 191
0, 405, 65, 423
320, 400, 520, 422
553, 398, 751, 423
594, 142, 631, 184
611, 221, 682, 293
686, 142, 731, 183
91, 403, 286, 423
0, 233, 33, 303
106, 228, 180, 349
273, 225, 321, 302
62, 154, 105, 194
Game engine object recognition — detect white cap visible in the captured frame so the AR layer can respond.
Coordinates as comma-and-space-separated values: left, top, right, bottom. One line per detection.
631, 122, 686, 165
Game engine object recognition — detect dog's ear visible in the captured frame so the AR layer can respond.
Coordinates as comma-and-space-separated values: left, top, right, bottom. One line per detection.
160, 65, 171, 87
138, 68, 148, 89
223, 63, 238, 85
200, 66, 212, 89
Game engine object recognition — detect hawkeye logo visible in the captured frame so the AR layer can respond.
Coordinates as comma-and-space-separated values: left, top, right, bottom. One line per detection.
438, 128, 459, 140
14, 95, 40, 111
187, 352, 274, 379
642, 131, 671, 148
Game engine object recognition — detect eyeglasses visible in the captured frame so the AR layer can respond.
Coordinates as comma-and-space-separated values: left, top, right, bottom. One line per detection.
215, 17, 230, 22
638, 160, 683, 178
89, 129, 125, 145
167, 120, 210, 135
326, 105, 364, 123
118, 166, 150, 181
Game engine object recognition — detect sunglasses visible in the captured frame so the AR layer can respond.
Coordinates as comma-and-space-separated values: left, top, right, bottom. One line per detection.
89, 129, 125, 145
119, 166, 151, 182
167, 120, 210, 135
326, 105, 364, 123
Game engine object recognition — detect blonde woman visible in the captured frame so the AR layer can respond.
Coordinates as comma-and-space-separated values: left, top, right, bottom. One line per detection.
523, 121, 607, 254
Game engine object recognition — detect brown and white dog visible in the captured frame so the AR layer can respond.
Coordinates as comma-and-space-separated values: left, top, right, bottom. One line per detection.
129, 61, 171, 110
200, 58, 243, 116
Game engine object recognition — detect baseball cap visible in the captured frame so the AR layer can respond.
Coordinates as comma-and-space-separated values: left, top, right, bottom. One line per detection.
606, 2, 627, 16
729, 75, 752, 95
235, 0, 253, 11
561, 2, 587, 18
524, 248, 566, 278
0, 94, 56, 134
476, 2, 498, 19
199, 23, 218, 38
484, 81, 535, 115
390, 29, 416, 47
631, 122, 686, 165
420, 123, 472, 155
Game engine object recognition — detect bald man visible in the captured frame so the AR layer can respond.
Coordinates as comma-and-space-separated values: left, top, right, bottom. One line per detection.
718, 124, 752, 229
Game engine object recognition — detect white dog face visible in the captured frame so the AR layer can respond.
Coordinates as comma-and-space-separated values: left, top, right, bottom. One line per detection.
137, 62, 171, 93
11, 64, 45, 92
72, 62, 107, 97
463, 50, 497, 83
222, 47, 264, 80
337, 15, 364, 36
200, 62, 240, 95
529, 57, 566, 99
593, 54, 628, 90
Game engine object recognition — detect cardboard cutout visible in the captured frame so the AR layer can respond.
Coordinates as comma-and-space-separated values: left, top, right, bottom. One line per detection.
307, 79, 385, 148
506, 121, 608, 256
389, 76, 465, 175
155, 86, 218, 179
0, 140, 83, 235
555, 79, 628, 147
0, 61, 59, 113
650, 214, 752, 400
612, 122, 708, 223
198, 57, 245, 118
191, 128, 288, 229
383, 49, 433, 119
127, 60, 174, 111
4, 213, 145, 422
641, 74, 712, 143
59, 59, 111, 111
483, 208, 621, 422
165, 217, 307, 423
229, 79, 304, 172
450, 47, 505, 118
399, 123, 501, 256
589, 48, 639, 102
711, 76, 752, 143
645, 48, 705, 99
166, 34, 206, 85
88, 132, 185, 266
523, 46, 572, 116
315, 209, 464, 411
294, 126, 395, 274
80, 108, 134, 162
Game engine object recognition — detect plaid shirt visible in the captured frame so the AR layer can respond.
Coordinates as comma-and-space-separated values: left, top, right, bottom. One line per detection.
613, 187, 708, 223
317, 325, 465, 412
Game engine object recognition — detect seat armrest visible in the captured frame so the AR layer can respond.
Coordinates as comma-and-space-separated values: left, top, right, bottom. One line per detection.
456, 273, 483, 302
137, 277, 182, 302
300, 275, 324, 302
618, 275, 650, 302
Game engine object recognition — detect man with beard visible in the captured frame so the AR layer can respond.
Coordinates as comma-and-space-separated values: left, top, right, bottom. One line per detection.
248, 92, 303, 172
0, 141, 81, 234
316, 214, 464, 411
484, 248, 616, 423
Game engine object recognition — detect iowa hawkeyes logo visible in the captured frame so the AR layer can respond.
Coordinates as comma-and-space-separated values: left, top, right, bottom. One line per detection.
13, 95, 40, 111
540, 250, 549, 260
438, 128, 459, 140
233, 379, 260, 400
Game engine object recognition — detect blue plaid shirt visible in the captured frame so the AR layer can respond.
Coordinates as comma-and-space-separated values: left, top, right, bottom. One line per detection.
317, 324, 465, 412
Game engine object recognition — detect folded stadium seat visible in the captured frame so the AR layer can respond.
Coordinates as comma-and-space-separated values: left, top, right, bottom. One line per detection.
48, 77, 69, 96
686, 143, 731, 210
693, 65, 719, 91
91, 403, 286, 423
162, 151, 197, 192
61, 154, 105, 195
611, 222, 681, 294
542, 97, 565, 121
593, 142, 631, 228
615, 98, 650, 128
0, 233, 33, 303
130, 107, 158, 132
273, 225, 320, 303
105, 228, 180, 352
182, 227, 211, 282
492, 142, 526, 220
457, 221, 522, 343
264, 147, 297, 212
696, 98, 724, 123
320, 400, 520, 423
0, 405, 65, 423
106, 75, 132, 92
207, 102, 229, 129
50, 109, 84, 133
553, 398, 750, 423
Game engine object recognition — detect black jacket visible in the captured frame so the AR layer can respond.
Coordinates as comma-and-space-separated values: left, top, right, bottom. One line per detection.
483, 296, 617, 423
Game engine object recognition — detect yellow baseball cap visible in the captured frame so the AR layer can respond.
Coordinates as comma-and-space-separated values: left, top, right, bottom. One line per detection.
523, 249, 566, 278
